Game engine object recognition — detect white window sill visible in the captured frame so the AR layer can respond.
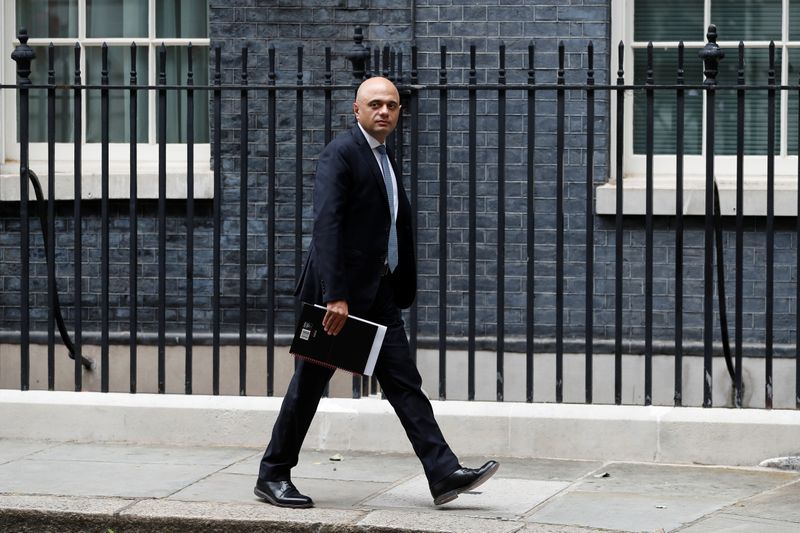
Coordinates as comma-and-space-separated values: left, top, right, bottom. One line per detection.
0, 159, 214, 201
596, 175, 799, 217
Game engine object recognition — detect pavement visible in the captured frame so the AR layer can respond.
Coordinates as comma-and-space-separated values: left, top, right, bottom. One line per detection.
1, 438, 799, 533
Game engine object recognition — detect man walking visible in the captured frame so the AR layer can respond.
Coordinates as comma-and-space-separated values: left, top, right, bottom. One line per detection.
255, 76, 498, 508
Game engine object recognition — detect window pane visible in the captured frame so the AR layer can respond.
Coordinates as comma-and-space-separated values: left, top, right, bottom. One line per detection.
715, 48, 781, 155
16, 0, 78, 39
87, 0, 148, 38
633, 48, 704, 155
790, 0, 800, 40
634, 0, 703, 42
787, 50, 800, 155
156, 0, 209, 38
710, 0, 781, 41
85, 46, 149, 143
21, 46, 74, 143
155, 46, 210, 143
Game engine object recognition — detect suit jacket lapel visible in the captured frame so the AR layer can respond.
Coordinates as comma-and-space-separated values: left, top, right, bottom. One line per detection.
352, 126, 391, 210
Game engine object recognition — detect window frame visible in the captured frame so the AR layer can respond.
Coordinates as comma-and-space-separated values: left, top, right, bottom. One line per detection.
1, 0, 212, 201
600, 0, 799, 216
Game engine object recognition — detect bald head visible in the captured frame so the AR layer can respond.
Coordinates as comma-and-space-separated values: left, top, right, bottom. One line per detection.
356, 77, 399, 103
353, 77, 401, 143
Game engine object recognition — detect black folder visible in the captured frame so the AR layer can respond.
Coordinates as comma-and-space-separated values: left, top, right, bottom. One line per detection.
289, 302, 387, 376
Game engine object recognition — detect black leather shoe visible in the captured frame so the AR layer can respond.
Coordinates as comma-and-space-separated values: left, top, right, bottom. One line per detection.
254, 480, 314, 508
429, 460, 499, 506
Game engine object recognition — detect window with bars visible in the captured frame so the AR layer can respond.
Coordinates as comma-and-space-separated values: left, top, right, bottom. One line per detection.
600, 0, 800, 216
14, 0, 209, 146
631, 0, 800, 157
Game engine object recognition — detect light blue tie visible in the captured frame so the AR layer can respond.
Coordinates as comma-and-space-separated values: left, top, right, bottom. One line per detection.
376, 145, 398, 271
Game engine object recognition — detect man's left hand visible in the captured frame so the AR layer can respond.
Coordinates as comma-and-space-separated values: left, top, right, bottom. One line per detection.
323, 300, 348, 336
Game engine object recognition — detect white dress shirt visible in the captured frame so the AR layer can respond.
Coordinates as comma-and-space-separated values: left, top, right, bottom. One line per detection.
358, 123, 399, 223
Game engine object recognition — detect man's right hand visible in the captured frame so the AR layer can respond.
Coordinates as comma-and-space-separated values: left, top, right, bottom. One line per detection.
322, 300, 348, 336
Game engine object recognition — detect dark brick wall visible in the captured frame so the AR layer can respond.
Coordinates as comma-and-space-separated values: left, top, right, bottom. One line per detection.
411, 0, 610, 341
2, 1, 798, 355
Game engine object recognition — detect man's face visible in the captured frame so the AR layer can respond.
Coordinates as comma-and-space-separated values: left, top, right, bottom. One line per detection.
353, 77, 401, 143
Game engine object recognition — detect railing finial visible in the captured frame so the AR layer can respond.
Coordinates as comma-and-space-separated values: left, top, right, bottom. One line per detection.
346, 26, 370, 82
699, 24, 725, 86
11, 28, 36, 86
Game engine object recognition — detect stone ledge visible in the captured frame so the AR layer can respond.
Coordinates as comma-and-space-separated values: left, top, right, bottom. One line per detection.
1, 389, 799, 467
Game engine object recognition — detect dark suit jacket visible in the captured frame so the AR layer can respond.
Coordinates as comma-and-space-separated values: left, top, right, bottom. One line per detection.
295, 125, 416, 315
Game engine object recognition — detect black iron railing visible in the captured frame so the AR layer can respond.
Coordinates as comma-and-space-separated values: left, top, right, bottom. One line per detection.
5, 26, 800, 409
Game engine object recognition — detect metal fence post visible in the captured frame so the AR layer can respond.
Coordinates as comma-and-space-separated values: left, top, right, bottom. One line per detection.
675, 42, 686, 407
157, 44, 167, 394
186, 43, 195, 395
699, 25, 724, 408
72, 42, 83, 391
345, 27, 370, 400
585, 41, 595, 405
614, 42, 625, 406
239, 45, 249, 396
213, 44, 222, 396
129, 42, 139, 394
47, 43, 56, 390
644, 42, 654, 406
437, 45, 448, 401
765, 41, 776, 409
497, 42, 507, 402
526, 41, 536, 403
11, 29, 35, 392
266, 45, 276, 397
100, 44, 110, 392
468, 44, 477, 401
556, 41, 565, 403
409, 42, 419, 365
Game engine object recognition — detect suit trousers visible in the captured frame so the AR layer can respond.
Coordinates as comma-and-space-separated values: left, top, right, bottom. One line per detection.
259, 275, 460, 486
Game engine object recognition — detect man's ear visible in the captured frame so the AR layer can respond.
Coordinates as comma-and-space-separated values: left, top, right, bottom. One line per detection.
352, 102, 359, 118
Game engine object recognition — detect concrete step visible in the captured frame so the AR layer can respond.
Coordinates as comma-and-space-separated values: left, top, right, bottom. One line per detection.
2, 389, 800, 466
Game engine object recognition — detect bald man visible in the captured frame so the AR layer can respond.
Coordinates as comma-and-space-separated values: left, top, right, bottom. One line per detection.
255, 77, 498, 508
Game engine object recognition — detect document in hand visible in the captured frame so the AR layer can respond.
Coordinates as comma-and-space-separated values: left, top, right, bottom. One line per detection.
290, 302, 387, 376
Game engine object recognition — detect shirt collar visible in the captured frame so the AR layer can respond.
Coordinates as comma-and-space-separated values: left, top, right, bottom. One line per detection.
357, 123, 383, 150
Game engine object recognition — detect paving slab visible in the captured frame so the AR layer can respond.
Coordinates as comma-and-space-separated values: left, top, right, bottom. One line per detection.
520, 525, 620, 533
0, 458, 220, 498
0, 439, 56, 464
168, 472, 268, 504
365, 474, 568, 518
222, 449, 423, 483
28, 441, 255, 466
528, 490, 730, 532
356, 509, 525, 533
169, 470, 393, 509
723, 478, 800, 523
218, 449, 263, 474
527, 462, 800, 532
296, 477, 395, 509
294, 450, 424, 483
678, 513, 800, 532
571, 462, 797, 499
